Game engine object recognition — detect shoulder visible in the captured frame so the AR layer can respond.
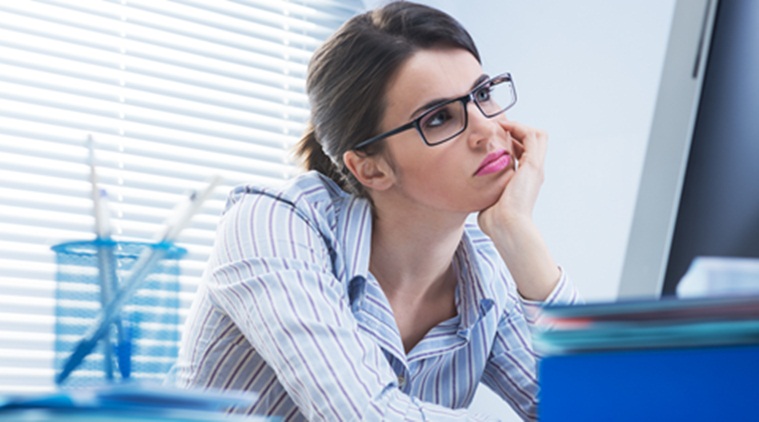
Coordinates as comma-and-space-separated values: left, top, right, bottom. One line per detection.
217, 171, 355, 245
211, 171, 372, 287
227, 170, 347, 207
226, 171, 348, 218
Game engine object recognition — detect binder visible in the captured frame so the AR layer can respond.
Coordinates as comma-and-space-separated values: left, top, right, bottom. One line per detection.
539, 343, 759, 421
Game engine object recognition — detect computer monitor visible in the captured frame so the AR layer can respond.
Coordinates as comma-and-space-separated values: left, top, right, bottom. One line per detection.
618, 0, 759, 299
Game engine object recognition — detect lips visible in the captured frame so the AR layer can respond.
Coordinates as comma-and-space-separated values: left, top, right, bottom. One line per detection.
475, 150, 511, 176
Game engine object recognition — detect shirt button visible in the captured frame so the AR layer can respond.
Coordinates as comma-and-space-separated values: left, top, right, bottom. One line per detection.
397, 375, 406, 388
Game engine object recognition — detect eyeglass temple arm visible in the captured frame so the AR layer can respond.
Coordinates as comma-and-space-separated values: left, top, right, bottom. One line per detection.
354, 121, 417, 150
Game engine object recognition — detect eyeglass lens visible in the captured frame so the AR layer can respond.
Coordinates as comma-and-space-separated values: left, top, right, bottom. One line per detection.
419, 77, 516, 145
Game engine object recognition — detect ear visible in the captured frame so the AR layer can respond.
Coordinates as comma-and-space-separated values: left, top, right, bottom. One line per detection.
342, 150, 394, 191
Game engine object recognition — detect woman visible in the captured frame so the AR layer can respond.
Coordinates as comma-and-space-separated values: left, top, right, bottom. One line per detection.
171, 1, 581, 420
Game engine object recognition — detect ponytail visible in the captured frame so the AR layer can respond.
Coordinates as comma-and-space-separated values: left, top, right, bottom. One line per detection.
295, 122, 354, 193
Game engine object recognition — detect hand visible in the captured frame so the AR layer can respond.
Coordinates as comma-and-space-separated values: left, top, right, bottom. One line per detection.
478, 120, 548, 236
476, 121, 560, 301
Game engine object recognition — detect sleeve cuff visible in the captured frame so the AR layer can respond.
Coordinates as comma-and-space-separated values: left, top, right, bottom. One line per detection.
520, 266, 582, 325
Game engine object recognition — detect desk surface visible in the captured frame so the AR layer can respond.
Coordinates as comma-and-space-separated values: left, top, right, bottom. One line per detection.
0, 382, 268, 421
1, 408, 271, 421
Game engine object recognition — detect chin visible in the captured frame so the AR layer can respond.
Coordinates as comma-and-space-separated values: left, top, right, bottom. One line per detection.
474, 172, 511, 210
468, 190, 502, 214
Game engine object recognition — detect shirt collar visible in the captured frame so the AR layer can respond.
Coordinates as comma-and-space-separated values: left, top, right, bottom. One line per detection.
454, 228, 497, 332
334, 195, 373, 307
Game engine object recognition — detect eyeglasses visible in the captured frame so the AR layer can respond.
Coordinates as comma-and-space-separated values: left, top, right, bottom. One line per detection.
354, 72, 517, 149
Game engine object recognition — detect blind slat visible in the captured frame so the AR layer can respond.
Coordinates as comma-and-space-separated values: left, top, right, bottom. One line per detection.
0, 119, 296, 169
0, 97, 301, 147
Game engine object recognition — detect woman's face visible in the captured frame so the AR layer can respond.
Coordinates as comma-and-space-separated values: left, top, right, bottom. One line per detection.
376, 48, 516, 216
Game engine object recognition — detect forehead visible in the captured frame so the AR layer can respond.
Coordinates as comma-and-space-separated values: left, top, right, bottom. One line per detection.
384, 48, 484, 119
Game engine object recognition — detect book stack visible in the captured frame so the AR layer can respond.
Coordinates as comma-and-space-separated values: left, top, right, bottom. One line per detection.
535, 294, 759, 421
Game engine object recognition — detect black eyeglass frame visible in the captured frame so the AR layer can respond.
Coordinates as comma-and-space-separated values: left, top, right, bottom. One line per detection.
353, 72, 516, 150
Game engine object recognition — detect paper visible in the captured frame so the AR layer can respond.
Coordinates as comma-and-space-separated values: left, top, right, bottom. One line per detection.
678, 256, 759, 297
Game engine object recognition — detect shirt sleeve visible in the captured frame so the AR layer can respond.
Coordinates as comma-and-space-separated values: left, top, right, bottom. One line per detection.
520, 266, 583, 326
480, 267, 583, 421
204, 192, 499, 421
480, 296, 541, 421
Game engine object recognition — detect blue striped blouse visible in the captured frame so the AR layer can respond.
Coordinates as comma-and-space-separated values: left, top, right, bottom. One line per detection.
169, 171, 581, 421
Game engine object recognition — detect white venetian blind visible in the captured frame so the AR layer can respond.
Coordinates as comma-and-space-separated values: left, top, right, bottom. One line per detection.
0, 0, 362, 393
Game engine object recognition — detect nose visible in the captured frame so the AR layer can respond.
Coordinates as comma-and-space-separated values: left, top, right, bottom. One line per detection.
465, 100, 499, 148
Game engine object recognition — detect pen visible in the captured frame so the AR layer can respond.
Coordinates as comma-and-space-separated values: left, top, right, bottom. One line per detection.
95, 189, 131, 380
94, 190, 117, 380
89, 135, 118, 381
116, 318, 131, 380
56, 175, 223, 384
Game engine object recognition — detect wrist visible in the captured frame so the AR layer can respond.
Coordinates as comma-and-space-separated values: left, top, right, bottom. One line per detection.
478, 211, 533, 241
479, 214, 560, 302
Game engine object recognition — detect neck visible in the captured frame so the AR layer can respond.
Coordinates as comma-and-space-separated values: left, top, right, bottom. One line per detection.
369, 203, 466, 301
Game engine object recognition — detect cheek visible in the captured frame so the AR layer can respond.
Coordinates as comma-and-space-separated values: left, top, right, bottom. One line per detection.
387, 142, 438, 180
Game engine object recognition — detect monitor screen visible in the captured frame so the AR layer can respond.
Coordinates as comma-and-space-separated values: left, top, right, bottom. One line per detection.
662, 0, 759, 295
618, 0, 759, 299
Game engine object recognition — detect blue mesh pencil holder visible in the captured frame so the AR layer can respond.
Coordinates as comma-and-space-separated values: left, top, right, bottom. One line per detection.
50, 240, 187, 387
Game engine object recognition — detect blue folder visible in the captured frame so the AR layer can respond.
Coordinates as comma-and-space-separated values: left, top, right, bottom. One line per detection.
539, 343, 759, 421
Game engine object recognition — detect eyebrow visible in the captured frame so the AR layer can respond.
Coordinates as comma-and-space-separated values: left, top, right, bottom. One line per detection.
409, 73, 490, 118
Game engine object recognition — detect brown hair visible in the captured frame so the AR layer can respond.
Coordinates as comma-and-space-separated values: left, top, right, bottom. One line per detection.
294, 1, 480, 196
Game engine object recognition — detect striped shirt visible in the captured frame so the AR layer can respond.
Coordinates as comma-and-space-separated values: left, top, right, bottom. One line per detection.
169, 171, 581, 421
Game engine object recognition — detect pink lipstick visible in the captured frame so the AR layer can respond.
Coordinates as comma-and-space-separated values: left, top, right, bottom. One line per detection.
475, 150, 511, 176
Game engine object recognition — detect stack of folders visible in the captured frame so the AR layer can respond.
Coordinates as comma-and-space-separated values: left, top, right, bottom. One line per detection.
534, 293, 759, 355
536, 294, 759, 422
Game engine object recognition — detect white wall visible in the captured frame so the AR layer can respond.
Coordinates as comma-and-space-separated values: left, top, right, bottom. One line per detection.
363, 1, 677, 419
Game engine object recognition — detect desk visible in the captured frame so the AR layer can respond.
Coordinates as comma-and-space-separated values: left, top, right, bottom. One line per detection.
0, 383, 269, 422
0, 409, 270, 421
539, 343, 759, 421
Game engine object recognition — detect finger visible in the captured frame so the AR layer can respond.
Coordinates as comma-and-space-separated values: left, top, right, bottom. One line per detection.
502, 121, 547, 152
502, 121, 526, 158
511, 132, 526, 159
504, 122, 541, 157
499, 120, 532, 142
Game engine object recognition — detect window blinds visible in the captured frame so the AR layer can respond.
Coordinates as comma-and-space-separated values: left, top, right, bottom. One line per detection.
0, 0, 362, 393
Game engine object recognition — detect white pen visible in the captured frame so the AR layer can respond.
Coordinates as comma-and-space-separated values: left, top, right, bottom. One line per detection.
155, 174, 224, 242
88, 134, 117, 380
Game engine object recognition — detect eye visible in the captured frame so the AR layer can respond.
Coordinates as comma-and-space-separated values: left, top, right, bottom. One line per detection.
421, 105, 454, 129
475, 85, 493, 103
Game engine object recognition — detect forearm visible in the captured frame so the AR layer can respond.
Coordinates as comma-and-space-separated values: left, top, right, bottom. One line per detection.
485, 215, 560, 301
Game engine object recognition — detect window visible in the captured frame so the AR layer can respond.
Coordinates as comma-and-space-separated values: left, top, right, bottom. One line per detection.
0, 0, 362, 393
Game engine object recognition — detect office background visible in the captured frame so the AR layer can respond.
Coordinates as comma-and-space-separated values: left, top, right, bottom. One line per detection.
1, 0, 676, 420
